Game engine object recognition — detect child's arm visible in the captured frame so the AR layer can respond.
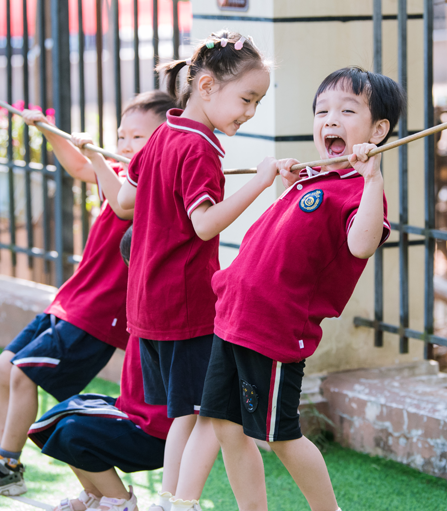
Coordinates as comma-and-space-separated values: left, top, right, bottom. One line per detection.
190, 156, 278, 241
71, 133, 134, 220
347, 143, 385, 259
117, 180, 137, 211
22, 110, 97, 184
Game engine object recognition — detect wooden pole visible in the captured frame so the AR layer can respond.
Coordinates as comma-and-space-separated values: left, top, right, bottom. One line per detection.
2, 100, 446, 175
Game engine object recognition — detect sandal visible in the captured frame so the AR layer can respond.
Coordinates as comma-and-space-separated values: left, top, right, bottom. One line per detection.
55, 490, 101, 511
89, 485, 137, 511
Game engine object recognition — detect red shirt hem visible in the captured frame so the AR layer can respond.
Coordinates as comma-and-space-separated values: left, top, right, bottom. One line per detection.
214, 324, 310, 364
45, 304, 128, 350
127, 322, 214, 341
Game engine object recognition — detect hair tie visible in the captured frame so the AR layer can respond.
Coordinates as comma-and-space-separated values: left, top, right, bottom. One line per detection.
220, 38, 228, 48
185, 57, 192, 66
234, 37, 246, 50
206, 40, 215, 49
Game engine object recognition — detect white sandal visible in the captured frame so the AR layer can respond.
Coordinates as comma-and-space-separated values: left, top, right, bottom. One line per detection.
55, 490, 101, 511
89, 485, 137, 511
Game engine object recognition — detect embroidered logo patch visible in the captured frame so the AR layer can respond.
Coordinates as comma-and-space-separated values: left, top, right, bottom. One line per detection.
241, 380, 258, 413
299, 189, 324, 213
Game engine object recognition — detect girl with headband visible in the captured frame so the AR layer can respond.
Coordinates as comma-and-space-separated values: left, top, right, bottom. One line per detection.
117, 30, 277, 511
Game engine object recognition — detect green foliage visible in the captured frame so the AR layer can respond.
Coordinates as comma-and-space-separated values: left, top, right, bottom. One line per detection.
0, 112, 50, 163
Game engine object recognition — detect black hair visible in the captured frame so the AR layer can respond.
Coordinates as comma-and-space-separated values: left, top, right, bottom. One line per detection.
312, 66, 407, 145
122, 90, 176, 119
157, 29, 268, 108
120, 225, 132, 267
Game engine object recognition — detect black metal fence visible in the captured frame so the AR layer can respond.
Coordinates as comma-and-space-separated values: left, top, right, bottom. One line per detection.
0, 0, 186, 286
353, 0, 446, 357
1, 0, 446, 356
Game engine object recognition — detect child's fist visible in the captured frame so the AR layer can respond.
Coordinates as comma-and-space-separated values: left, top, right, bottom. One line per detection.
256, 156, 279, 189
22, 109, 51, 127
277, 158, 301, 189
348, 143, 382, 182
71, 132, 97, 159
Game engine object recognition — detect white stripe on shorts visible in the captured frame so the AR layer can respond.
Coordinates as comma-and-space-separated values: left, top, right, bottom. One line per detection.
13, 356, 60, 366
268, 361, 283, 442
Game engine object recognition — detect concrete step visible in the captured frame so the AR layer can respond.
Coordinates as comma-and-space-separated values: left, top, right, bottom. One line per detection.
321, 361, 447, 479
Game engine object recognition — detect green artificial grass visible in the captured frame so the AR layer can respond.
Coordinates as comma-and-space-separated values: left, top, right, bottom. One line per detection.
1, 375, 447, 510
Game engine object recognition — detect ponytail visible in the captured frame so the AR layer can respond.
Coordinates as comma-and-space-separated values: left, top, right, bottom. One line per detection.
156, 60, 188, 106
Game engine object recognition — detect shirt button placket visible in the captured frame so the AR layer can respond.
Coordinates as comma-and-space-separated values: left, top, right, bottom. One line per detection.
297, 184, 303, 190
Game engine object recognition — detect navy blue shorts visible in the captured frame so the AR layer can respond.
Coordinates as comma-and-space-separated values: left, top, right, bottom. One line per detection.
200, 335, 306, 442
139, 335, 213, 418
29, 394, 165, 473
6, 313, 115, 402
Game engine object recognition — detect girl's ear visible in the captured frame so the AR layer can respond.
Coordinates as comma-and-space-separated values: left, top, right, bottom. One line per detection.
370, 119, 390, 145
197, 74, 215, 101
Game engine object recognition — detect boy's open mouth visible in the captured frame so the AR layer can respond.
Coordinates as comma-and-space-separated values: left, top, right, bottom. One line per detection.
325, 135, 346, 157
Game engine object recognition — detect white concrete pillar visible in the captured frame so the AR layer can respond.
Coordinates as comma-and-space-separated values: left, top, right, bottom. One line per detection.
191, 0, 426, 372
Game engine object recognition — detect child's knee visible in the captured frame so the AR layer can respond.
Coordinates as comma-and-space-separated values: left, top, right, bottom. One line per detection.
0, 351, 14, 387
212, 418, 243, 443
10, 366, 36, 392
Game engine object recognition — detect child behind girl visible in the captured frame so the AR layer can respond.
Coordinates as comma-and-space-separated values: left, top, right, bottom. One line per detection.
118, 30, 277, 511
0, 91, 175, 498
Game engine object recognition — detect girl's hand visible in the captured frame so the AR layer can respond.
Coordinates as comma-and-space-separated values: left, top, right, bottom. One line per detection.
255, 156, 279, 189
348, 143, 382, 183
22, 109, 52, 127
71, 132, 98, 160
277, 158, 301, 188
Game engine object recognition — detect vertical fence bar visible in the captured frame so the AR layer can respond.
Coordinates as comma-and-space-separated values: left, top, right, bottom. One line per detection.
173, 0, 179, 60
398, 0, 409, 353
423, 0, 435, 360
113, 0, 121, 126
6, 0, 16, 271
38, 0, 50, 275
373, 0, 384, 348
153, 0, 159, 89
78, 0, 89, 248
23, 0, 34, 268
133, 0, 140, 94
96, 0, 104, 147
51, 0, 74, 286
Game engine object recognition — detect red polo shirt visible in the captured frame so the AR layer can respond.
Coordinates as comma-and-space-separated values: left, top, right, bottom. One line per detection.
115, 336, 172, 439
46, 165, 131, 350
213, 166, 391, 363
126, 109, 225, 340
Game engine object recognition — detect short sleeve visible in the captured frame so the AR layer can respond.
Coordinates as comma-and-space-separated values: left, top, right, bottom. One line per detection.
96, 163, 123, 202
127, 152, 141, 188
345, 191, 391, 247
182, 151, 225, 218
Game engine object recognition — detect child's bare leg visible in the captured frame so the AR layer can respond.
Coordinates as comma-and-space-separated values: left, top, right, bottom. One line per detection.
70, 466, 102, 498
212, 418, 268, 511
162, 414, 197, 493
0, 351, 14, 442
270, 436, 338, 511
74, 466, 132, 503
174, 416, 220, 500
1, 366, 38, 453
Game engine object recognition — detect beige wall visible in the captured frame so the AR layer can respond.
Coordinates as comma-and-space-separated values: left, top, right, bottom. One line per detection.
192, 0, 426, 373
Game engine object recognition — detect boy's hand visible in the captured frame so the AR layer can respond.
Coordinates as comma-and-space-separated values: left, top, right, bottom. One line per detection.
71, 132, 99, 160
255, 156, 279, 189
277, 158, 301, 188
349, 143, 383, 183
22, 109, 52, 127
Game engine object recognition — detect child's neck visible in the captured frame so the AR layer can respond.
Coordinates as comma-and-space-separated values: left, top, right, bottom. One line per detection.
181, 99, 215, 133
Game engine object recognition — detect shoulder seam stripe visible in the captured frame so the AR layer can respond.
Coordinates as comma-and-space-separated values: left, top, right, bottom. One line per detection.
167, 120, 225, 158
